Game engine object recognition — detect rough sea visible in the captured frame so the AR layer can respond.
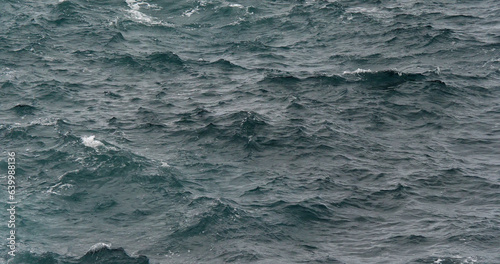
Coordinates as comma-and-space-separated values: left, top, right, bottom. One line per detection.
1, 0, 500, 263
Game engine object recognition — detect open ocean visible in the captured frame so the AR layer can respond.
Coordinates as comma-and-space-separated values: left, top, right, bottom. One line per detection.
1, 0, 500, 263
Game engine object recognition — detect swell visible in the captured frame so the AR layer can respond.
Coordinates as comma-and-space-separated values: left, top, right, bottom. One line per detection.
5, 245, 148, 264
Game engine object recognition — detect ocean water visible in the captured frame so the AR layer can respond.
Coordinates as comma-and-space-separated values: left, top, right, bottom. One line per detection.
1, 0, 500, 263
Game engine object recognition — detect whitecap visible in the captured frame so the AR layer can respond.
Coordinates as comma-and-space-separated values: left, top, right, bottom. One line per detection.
183, 7, 199, 17
342, 68, 372, 74
28, 118, 58, 126
88, 242, 111, 253
81, 135, 104, 149
228, 3, 244, 8
125, 0, 172, 26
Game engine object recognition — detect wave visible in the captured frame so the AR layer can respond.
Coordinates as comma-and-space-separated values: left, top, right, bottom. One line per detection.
5, 245, 149, 264
100, 51, 186, 73
153, 197, 292, 263
146, 51, 184, 66
342, 69, 426, 85
206, 58, 247, 70
10, 104, 37, 115
281, 203, 333, 223
259, 69, 426, 89
47, 0, 87, 25
328, 184, 413, 211
178, 110, 270, 153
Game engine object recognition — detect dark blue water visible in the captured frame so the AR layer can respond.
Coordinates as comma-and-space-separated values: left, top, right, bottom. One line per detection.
1, 0, 500, 263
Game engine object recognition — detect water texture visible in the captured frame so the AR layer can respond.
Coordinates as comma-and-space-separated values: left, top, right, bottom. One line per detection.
1, 0, 500, 263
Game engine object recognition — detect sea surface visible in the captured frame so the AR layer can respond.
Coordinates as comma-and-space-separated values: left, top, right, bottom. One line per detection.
1, 0, 500, 263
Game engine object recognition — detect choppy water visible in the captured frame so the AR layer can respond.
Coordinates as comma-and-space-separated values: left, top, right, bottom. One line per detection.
1, 0, 500, 263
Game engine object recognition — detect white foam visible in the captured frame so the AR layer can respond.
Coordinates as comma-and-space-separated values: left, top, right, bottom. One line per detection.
342, 68, 372, 74
433, 256, 478, 264
48, 183, 74, 195
82, 135, 104, 149
463, 256, 478, 263
47, 183, 61, 194
228, 3, 244, 8
183, 7, 199, 17
57, 169, 79, 181
199, 0, 208, 7
29, 118, 58, 126
161, 161, 170, 167
88, 242, 111, 253
0, 67, 16, 80
125, 0, 172, 26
